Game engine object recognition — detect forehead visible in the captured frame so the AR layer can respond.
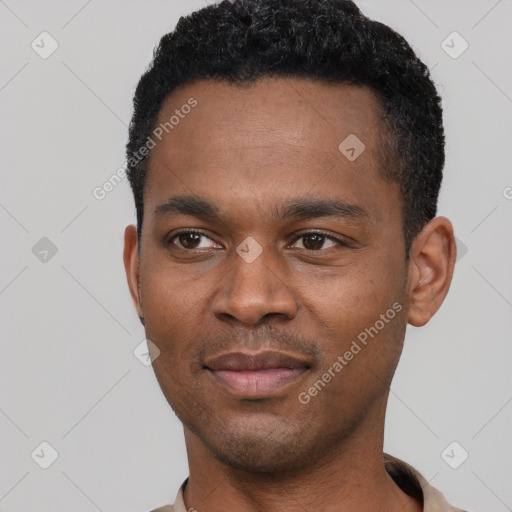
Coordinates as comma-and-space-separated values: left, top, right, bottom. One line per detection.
144, 77, 397, 227
154, 77, 383, 155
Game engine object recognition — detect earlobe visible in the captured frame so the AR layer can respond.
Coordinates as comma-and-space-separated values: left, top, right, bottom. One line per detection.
123, 225, 143, 319
406, 217, 457, 327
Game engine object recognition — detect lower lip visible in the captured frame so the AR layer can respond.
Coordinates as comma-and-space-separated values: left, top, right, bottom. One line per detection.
208, 367, 308, 398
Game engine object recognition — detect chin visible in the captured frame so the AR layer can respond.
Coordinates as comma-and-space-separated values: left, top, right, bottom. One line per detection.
191, 415, 322, 475
211, 439, 307, 474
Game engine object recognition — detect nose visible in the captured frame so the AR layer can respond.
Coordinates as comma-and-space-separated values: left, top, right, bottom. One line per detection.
211, 244, 298, 326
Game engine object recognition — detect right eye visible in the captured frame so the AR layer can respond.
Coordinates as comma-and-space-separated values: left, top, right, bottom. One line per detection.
166, 230, 222, 250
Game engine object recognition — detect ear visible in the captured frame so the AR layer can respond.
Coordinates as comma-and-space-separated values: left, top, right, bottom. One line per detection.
406, 216, 457, 327
123, 225, 144, 322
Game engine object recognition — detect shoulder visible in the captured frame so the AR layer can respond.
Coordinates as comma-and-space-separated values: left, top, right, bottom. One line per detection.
383, 453, 469, 512
148, 476, 189, 512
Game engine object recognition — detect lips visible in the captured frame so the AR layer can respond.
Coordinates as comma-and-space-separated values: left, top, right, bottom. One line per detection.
204, 351, 311, 398
205, 351, 310, 371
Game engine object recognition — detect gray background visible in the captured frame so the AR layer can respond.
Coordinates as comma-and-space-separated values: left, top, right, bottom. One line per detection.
1, 0, 511, 511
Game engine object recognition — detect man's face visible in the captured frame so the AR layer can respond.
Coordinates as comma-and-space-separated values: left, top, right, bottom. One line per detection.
129, 78, 412, 472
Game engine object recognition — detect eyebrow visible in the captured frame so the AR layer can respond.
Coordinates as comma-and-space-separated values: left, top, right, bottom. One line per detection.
154, 195, 369, 223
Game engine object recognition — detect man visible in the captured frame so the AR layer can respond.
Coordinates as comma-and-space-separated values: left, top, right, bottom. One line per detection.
123, 0, 464, 510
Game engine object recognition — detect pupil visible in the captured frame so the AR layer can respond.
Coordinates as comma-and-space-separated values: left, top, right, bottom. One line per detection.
304, 234, 324, 250
180, 233, 200, 248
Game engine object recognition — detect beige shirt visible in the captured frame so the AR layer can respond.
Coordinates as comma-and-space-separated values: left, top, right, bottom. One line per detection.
150, 453, 466, 512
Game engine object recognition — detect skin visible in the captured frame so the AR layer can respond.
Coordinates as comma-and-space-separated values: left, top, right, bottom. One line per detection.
124, 77, 456, 512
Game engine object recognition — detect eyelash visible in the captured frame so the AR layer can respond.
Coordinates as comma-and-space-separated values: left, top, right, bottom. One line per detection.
165, 229, 350, 251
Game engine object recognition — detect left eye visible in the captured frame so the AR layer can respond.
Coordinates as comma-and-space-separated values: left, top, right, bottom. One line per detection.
169, 231, 219, 250
290, 233, 341, 251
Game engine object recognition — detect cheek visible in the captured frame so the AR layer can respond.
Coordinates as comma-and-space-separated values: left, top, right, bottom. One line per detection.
140, 266, 206, 405
295, 251, 407, 383
300, 253, 404, 326
141, 243, 212, 304
139, 259, 204, 356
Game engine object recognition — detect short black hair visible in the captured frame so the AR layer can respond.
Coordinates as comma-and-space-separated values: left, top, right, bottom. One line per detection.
126, 0, 444, 256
